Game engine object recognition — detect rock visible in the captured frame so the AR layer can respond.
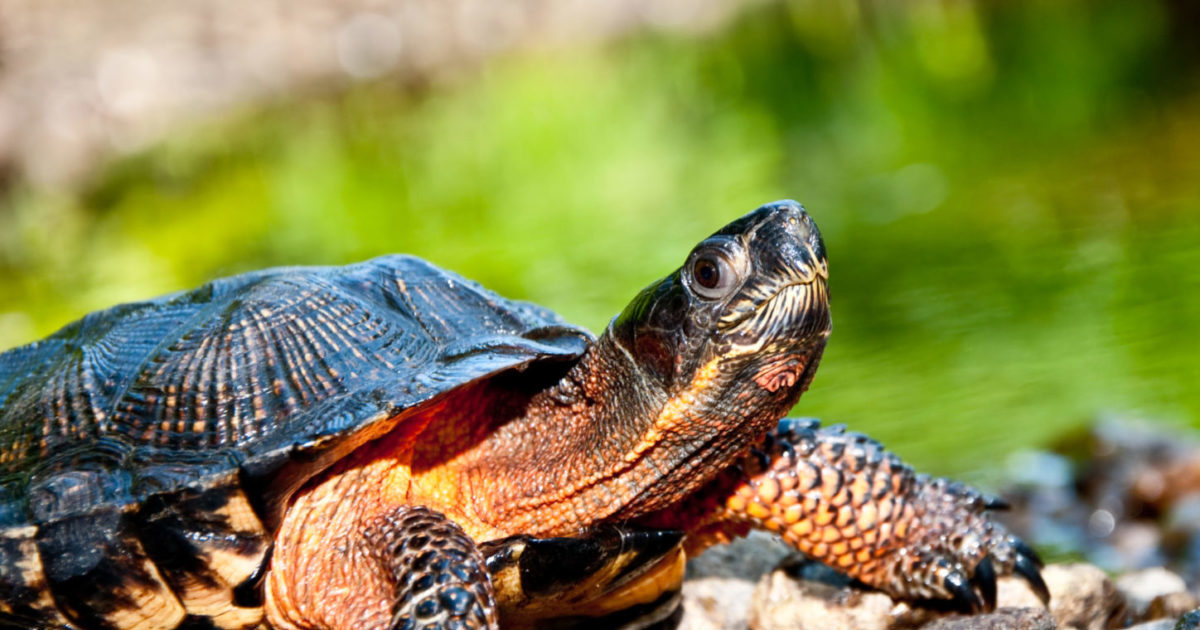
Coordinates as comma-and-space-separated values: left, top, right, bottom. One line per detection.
746, 560, 942, 630
748, 569, 895, 630
920, 608, 1057, 630
1117, 567, 1190, 620
678, 577, 757, 630
689, 556, 1200, 629
997, 574, 1054, 610
679, 532, 794, 630
1042, 564, 1127, 630
1149, 593, 1200, 621
1127, 620, 1178, 630
1176, 609, 1200, 630
676, 419, 1200, 630
686, 531, 793, 581
1165, 494, 1200, 587
1108, 521, 1170, 571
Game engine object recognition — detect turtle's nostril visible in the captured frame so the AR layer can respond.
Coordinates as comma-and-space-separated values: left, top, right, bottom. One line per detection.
764, 200, 815, 241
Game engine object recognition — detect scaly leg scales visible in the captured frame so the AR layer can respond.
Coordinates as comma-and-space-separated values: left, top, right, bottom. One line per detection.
649, 418, 1048, 612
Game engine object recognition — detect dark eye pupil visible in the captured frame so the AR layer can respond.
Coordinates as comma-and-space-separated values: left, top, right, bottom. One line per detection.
695, 259, 720, 288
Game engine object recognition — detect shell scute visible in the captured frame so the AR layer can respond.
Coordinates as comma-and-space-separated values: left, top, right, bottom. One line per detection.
0, 254, 590, 526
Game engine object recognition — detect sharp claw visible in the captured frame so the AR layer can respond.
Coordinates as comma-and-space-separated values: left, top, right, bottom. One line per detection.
1013, 537, 1044, 568
971, 556, 997, 612
1013, 551, 1051, 605
749, 447, 771, 470
944, 570, 985, 613
984, 495, 1010, 510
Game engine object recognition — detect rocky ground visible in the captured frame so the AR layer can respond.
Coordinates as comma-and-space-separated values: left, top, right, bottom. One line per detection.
677, 420, 1200, 630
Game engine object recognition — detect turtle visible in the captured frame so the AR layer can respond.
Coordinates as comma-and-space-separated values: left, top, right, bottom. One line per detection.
0, 200, 1048, 630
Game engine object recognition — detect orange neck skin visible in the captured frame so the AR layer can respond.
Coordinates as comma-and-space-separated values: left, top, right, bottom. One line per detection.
281, 330, 796, 547
451, 332, 808, 539
395, 332, 688, 540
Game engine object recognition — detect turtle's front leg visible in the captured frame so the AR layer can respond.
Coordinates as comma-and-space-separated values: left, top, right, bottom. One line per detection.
649, 417, 1049, 612
266, 505, 499, 630
368, 507, 499, 630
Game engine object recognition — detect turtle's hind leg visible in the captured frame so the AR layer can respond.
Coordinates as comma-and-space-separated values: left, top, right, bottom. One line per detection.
643, 417, 1049, 612
480, 527, 686, 629
266, 505, 498, 630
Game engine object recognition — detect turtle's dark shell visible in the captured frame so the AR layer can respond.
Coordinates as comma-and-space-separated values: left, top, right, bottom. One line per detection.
0, 255, 590, 629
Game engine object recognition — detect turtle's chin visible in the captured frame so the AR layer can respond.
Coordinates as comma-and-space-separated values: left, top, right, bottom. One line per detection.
747, 338, 825, 398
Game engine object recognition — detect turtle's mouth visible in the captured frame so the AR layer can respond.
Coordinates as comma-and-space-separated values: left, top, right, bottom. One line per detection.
719, 278, 830, 348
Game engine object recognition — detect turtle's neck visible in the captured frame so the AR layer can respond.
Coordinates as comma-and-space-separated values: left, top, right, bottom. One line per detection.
465, 329, 702, 536
463, 324, 792, 539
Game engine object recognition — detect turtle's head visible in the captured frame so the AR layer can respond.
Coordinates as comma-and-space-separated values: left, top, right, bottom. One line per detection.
610, 200, 831, 427
499, 201, 831, 526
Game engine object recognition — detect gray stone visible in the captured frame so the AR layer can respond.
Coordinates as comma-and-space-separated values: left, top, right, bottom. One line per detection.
748, 569, 891, 630
1042, 563, 1127, 630
686, 531, 792, 581
1118, 568, 1188, 605
998, 574, 1054, 610
1148, 593, 1200, 621
746, 567, 940, 630
1118, 567, 1190, 621
921, 608, 1057, 630
686, 556, 1193, 630
678, 577, 757, 630
679, 532, 793, 630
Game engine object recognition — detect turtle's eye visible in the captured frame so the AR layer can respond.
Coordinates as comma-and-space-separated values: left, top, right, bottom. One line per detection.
694, 259, 721, 289
686, 240, 746, 300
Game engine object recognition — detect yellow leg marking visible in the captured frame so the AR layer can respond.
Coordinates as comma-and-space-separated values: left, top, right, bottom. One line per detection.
582, 548, 686, 616
106, 557, 186, 630
0, 526, 66, 625
177, 577, 264, 628
499, 544, 686, 628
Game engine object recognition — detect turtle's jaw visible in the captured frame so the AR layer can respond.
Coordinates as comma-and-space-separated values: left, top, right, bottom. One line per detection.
720, 277, 830, 357
741, 293, 829, 401
720, 276, 830, 430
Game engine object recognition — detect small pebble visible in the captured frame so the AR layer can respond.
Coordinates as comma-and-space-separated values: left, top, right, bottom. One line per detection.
1117, 567, 1189, 619
922, 609, 1056, 630
1043, 563, 1126, 630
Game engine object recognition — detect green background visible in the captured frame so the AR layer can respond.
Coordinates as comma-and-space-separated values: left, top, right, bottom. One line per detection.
2, 0, 1197, 483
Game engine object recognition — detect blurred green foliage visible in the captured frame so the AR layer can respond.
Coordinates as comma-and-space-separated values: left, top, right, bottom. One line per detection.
1, 0, 1197, 480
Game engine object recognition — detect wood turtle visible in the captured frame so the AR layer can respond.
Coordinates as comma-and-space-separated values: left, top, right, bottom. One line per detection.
0, 201, 1048, 630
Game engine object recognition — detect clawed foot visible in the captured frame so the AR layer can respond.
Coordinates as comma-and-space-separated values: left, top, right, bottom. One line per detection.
667, 417, 1050, 613
771, 418, 1050, 612
893, 477, 1049, 612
